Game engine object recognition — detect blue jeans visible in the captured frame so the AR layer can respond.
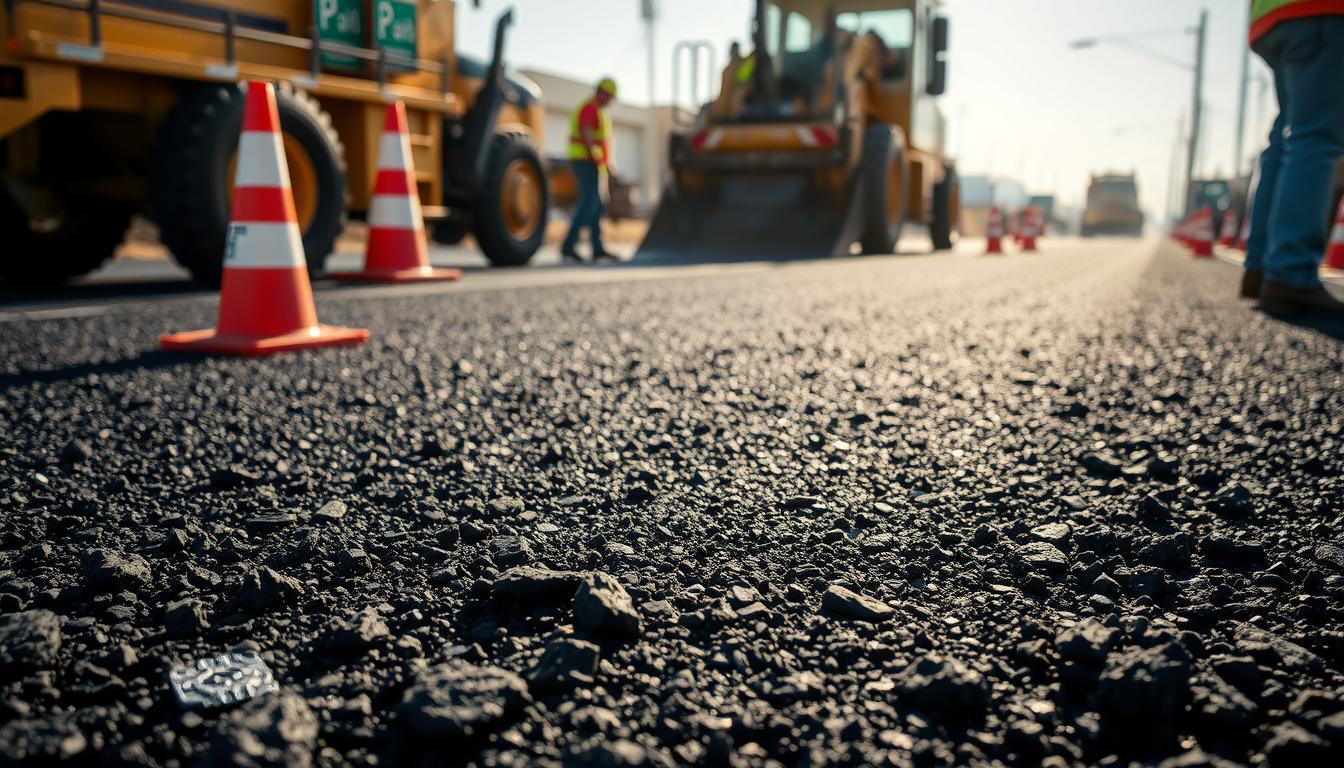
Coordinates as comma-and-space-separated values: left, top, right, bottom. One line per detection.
1245, 17, 1344, 290
562, 161, 606, 254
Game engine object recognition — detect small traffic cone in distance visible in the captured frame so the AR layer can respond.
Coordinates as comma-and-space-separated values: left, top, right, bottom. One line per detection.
1218, 210, 1239, 248
1189, 207, 1214, 258
1324, 195, 1344, 271
1177, 216, 1194, 247
333, 101, 460, 283
161, 81, 369, 356
1020, 207, 1039, 253
1235, 212, 1250, 251
985, 206, 1005, 255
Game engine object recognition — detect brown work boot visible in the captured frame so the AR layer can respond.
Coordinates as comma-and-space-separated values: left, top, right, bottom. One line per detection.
1258, 280, 1344, 318
1239, 270, 1262, 299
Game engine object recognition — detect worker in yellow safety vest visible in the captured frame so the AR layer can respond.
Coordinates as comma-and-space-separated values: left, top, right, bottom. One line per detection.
562, 77, 618, 263
1240, 0, 1344, 315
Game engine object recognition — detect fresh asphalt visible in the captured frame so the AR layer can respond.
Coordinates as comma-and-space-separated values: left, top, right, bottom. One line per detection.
2, 236, 1343, 766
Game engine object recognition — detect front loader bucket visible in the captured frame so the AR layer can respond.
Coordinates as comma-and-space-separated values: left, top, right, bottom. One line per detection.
636, 172, 863, 263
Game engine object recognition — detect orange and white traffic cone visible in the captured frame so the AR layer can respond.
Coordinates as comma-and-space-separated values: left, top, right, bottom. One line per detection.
1020, 207, 1039, 253
334, 101, 460, 283
1189, 207, 1214, 258
1218, 211, 1239, 248
985, 207, 1005, 255
1324, 196, 1344, 271
1235, 213, 1250, 251
161, 81, 369, 356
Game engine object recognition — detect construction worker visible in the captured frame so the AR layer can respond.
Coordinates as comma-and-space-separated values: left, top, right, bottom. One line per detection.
1242, 0, 1344, 315
562, 77, 618, 263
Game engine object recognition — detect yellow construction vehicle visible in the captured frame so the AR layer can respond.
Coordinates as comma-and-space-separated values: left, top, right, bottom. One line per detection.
640, 0, 957, 260
0, 0, 548, 284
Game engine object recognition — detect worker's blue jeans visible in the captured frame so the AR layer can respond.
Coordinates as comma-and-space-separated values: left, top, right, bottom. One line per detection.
562, 161, 606, 255
1245, 17, 1344, 290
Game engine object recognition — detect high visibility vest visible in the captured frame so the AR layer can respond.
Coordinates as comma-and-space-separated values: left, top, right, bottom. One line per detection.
735, 54, 757, 85
1250, 0, 1344, 41
567, 99, 612, 167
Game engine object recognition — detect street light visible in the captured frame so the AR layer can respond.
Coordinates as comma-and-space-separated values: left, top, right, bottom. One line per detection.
1068, 13, 1208, 217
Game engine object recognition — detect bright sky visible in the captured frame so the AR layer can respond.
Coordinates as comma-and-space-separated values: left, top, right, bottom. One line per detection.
456, 0, 1270, 219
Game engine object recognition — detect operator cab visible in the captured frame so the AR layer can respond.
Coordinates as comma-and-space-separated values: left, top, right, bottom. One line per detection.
722, 0, 926, 123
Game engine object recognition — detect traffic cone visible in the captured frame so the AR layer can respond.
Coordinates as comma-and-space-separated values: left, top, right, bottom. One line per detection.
1020, 207, 1039, 253
985, 206, 1005, 255
333, 101, 461, 283
1189, 207, 1214, 258
161, 81, 369, 356
1218, 211, 1239, 248
1324, 196, 1344, 271
1235, 213, 1250, 251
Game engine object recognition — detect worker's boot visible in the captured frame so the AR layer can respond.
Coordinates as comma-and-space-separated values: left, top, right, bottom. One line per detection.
1239, 270, 1262, 299
1259, 280, 1344, 319
592, 251, 619, 263
561, 247, 584, 263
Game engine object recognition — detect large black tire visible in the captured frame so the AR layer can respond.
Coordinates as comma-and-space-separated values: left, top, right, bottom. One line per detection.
931, 166, 957, 251
859, 125, 906, 255
0, 189, 132, 284
149, 83, 346, 287
472, 134, 548, 267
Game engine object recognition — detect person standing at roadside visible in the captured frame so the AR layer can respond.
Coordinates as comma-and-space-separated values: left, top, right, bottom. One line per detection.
1241, 0, 1344, 315
562, 78, 619, 263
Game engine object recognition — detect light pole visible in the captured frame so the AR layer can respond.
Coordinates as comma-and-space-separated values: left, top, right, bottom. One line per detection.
640, 0, 661, 208
1069, 11, 1207, 217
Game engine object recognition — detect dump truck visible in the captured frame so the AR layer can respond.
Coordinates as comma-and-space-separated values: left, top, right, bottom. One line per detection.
0, 0, 549, 284
639, 0, 957, 260
1081, 173, 1143, 237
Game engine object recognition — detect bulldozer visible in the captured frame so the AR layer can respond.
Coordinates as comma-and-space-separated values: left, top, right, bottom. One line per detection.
639, 0, 958, 261
0, 0, 549, 284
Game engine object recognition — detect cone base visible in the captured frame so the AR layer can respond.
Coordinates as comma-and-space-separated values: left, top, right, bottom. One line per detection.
331, 266, 462, 284
1323, 253, 1344, 272
160, 324, 369, 357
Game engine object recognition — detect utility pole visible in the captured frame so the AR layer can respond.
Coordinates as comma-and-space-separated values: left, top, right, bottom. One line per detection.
1184, 9, 1207, 217
1233, 14, 1251, 180
640, 0, 660, 209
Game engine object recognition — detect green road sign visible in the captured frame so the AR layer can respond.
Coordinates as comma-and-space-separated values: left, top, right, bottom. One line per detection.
374, 0, 418, 70
314, 0, 363, 70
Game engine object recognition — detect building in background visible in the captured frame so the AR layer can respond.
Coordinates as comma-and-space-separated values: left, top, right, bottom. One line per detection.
957, 176, 1028, 236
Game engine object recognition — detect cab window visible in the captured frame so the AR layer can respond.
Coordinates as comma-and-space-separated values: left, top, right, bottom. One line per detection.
837, 9, 914, 81
784, 12, 814, 53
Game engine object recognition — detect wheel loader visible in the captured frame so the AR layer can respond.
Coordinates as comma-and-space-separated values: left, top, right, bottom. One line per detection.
0, 0, 549, 285
640, 0, 957, 261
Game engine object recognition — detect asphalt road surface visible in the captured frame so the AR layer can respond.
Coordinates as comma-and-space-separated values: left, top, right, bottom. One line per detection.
2, 238, 1343, 767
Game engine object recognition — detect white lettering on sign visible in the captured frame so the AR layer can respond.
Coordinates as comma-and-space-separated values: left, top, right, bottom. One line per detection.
377, 1, 415, 43
319, 0, 336, 26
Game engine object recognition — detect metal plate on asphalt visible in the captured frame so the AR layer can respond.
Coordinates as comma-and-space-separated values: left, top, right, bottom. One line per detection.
168, 651, 278, 710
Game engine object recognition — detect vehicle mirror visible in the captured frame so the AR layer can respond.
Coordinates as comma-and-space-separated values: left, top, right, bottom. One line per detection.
927, 17, 948, 96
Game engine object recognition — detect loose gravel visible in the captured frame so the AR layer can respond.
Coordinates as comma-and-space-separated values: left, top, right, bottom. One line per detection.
1, 242, 1342, 767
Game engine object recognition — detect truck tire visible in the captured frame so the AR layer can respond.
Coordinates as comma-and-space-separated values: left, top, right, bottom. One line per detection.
149, 83, 346, 287
472, 134, 548, 267
860, 125, 906, 255
0, 190, 131, 284
931, 167, 958, 251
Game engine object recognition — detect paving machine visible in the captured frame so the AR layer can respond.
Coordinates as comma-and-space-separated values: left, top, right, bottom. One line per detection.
0, 0, 549, 284
639, 0, 957, 260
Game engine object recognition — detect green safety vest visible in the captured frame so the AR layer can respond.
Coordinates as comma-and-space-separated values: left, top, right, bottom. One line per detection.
735, 54, 757, 85
1251, 0, 1344, 38
567, 99, 612, 166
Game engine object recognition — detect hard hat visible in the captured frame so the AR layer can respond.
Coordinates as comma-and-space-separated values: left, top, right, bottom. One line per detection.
597, 77, 618, 97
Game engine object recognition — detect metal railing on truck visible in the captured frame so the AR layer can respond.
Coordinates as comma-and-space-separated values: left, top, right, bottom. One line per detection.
4, 0, 454, 94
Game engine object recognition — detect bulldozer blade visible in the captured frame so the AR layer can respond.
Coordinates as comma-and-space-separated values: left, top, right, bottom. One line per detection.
636, 173, 862, 263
